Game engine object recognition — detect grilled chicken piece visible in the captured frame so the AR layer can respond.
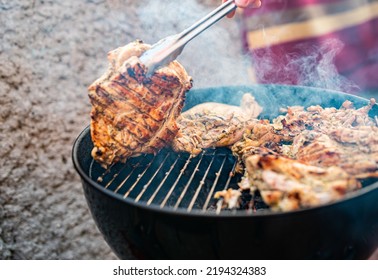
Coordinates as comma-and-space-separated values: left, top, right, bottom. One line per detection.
225, 98, 377, 211
285, 99, 378, 178
214, 188, 242, 210
88, 40, 193, 168
272, 98, 377, 136
232, 120, 289, 168
171, 93, 262, 154
233, 99, 378, 170
292, 129, 378, 178
243, 154, 360, 211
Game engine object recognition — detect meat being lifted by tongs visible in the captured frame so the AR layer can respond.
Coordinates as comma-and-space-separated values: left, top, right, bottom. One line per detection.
88, 1, 238, 167
88, 41, 192, 168
140, 0, 237, 75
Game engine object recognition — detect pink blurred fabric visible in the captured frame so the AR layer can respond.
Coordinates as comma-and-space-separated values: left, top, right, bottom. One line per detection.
241, 0, 378, 93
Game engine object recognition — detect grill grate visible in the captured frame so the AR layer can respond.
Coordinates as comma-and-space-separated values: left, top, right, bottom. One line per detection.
89, 146, 376, 214
88, 148, 249, 213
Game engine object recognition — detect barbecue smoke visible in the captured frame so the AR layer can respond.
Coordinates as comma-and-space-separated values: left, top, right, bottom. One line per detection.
137, 0, 360, 96
252, 37, 360, 93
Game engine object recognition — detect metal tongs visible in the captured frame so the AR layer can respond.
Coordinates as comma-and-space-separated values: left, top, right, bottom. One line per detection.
140, 0, 237, 76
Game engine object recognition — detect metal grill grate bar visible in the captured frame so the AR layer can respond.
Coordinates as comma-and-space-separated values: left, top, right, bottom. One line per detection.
216, 160, 237, 214
90, 147, 244, 213
160, 155, 193, 208
123, 154, 156, 198
134, 152, 170, 202
104, 164, 127, 189
146, 154, 181, 205
173, 151, 206, 210
114, 155, 147, 193
202, 156, 227, 212
95, 162, 116, 186
187, 151, 216, 212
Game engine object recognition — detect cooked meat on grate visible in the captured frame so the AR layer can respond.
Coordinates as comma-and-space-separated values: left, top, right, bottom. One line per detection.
272, 98, 377, 136
292, 129, 378, 178
233, 98, 377, 170
214, 188, 242, 210
242, 154, 360, 211
171, 93, 262, 155
219, 98, 377, 211
88, 40, 193, 168
231, 120, 290, 172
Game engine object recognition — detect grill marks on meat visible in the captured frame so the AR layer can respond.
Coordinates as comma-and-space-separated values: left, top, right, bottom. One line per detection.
232, 121, 290, 171
172, 93, 262, 155
243, 155, 359, 211
293, 129, 378, 178
88, 40, 192, 167
287, 99, 378, 178
221, 98, 378, 211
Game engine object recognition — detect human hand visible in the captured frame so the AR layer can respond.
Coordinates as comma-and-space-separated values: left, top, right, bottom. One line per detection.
223, 0, 262, 18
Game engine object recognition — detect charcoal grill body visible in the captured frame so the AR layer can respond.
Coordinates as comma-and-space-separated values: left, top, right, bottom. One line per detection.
73, 85, 378, 259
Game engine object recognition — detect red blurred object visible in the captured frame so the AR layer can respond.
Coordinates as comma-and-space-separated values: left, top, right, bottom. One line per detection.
241, 0, 378, 93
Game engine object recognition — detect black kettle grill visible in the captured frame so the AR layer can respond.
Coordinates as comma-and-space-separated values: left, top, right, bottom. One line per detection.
72, 85, 378, 259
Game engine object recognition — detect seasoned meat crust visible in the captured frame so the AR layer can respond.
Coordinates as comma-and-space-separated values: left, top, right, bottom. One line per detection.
219, 98, 378, 211
243, 154, 360, 211
172, 93, 262, 154
88, 40, 193, 168
292, 129, 378, 178
233, 99, 378, 177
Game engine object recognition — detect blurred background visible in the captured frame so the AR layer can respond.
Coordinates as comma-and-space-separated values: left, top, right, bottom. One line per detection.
0, 0, 377, 259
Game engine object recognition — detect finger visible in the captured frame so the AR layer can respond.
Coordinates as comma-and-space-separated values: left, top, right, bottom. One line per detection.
227, 10, 236, 18
223, 0, 236, 18
253, 0, 262, 8
224, 0, 261, 18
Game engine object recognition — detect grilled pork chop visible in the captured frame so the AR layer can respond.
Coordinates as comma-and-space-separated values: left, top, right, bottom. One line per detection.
88, 40, 193, 167
172, 93, 262, 154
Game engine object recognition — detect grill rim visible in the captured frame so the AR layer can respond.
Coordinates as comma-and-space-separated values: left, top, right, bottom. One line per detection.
73, 124, 378, 219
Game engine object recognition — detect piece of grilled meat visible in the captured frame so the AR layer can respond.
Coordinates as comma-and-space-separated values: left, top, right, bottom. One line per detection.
233, 98, 378, 175
221, 98, 377, 211
242, 154, 360, 211
88, 40, 193, 168
172, 93, 262, 155
292, 129, 378, 178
